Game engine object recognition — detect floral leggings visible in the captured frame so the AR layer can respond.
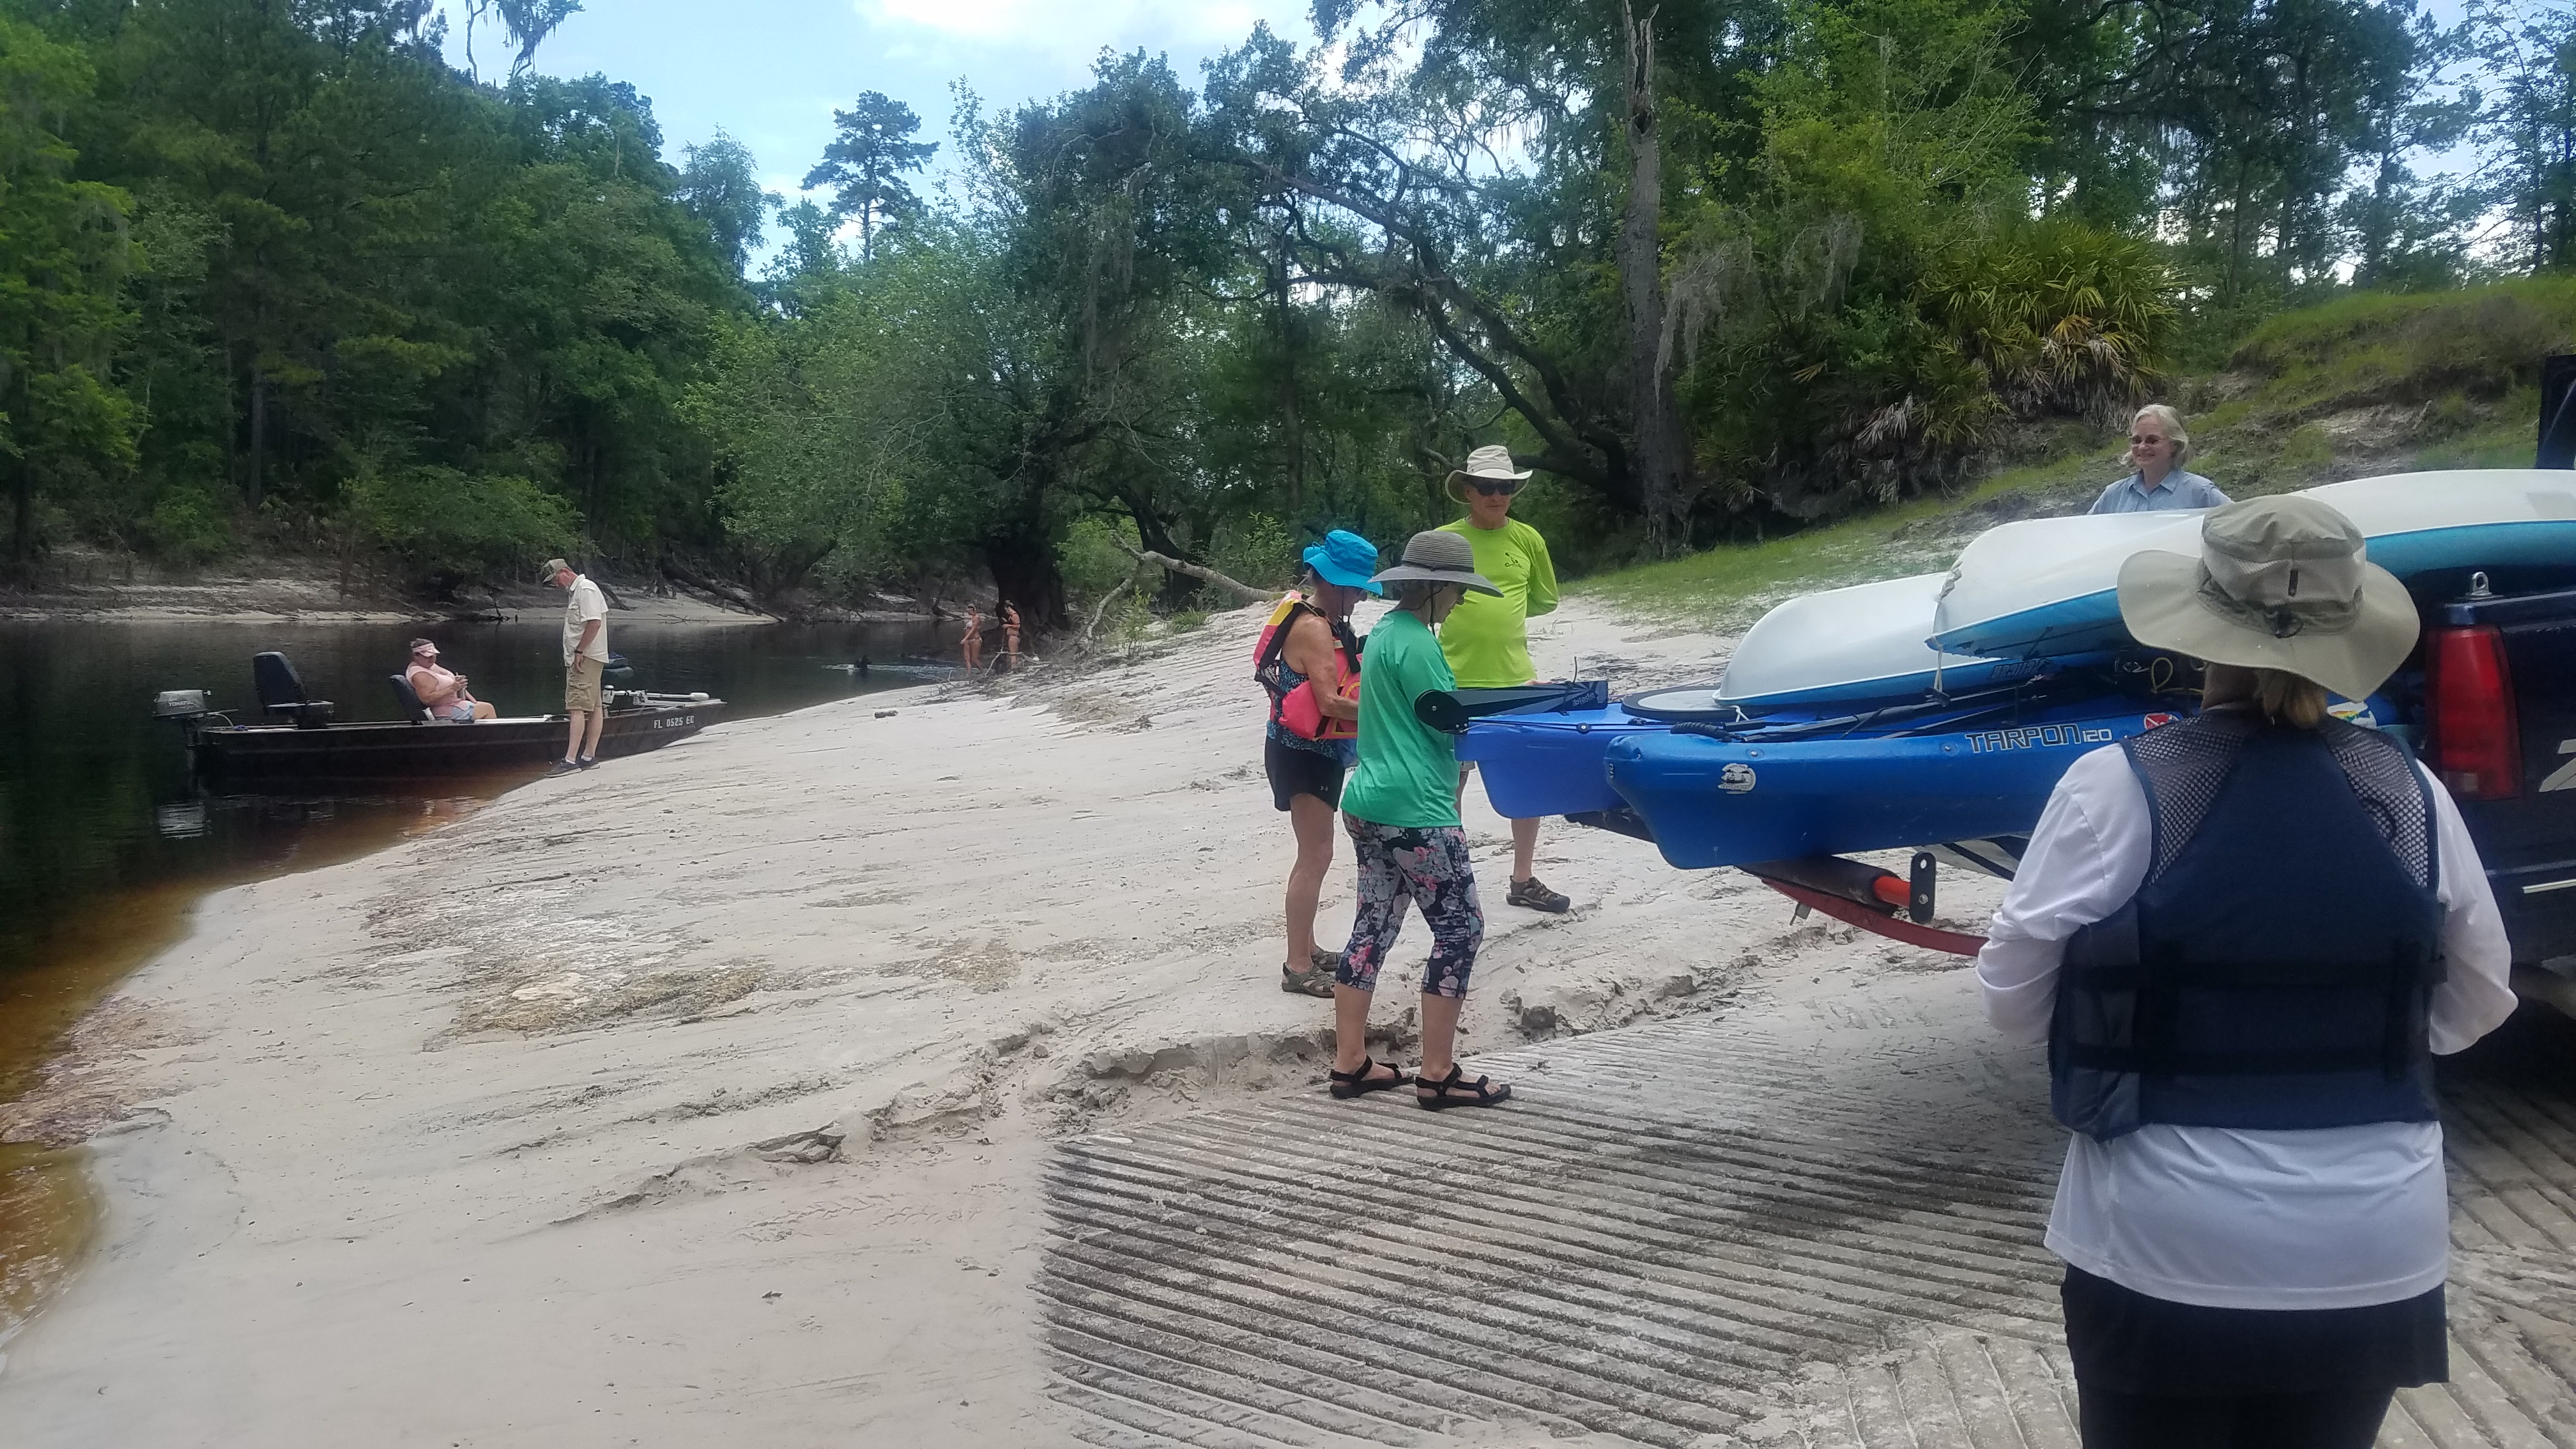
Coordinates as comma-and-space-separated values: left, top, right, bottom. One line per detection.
1335, 818, 1485, 999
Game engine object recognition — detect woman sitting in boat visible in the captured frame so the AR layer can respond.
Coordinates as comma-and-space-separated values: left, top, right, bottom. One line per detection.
405, 639, 496, 722
1977, 496, 2513, 1444
1256, 528, 1379, 998
2090, 404, 2230, 514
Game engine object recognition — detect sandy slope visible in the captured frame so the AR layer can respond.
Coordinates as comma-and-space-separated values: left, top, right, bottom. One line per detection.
0, 596, 2005, 1445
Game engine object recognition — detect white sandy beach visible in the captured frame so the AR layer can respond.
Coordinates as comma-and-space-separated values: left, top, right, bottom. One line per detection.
0, 596, 2006, 1445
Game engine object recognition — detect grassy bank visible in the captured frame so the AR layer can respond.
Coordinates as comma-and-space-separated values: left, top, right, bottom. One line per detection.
1583, 280, 2563, 625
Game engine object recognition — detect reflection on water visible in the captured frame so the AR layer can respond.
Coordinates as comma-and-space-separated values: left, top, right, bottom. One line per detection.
0, 615, 937, 1346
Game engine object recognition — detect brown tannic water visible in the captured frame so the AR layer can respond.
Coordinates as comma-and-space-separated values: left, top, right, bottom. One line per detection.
0, 617, 940, 1347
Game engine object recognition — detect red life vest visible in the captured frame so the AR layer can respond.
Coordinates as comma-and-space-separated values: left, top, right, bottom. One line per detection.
1254, 592, 1359, 740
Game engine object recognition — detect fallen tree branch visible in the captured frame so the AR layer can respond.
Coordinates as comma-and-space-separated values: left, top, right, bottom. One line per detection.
659, 558, 777, 618
1080, 567, 1146, 644
1117, 545, 1270, 604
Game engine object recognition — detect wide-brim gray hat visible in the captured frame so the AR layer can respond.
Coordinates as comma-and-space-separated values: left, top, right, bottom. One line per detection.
2116, 494, 2418, 702
1445, 444, 1533, 503
1371, 528, 1503, 596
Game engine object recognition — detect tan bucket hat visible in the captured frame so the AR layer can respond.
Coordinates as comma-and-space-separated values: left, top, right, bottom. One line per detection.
1370, 529, 1503, 596
2115, 495, 2419, 701
1445, 445, 1533, 503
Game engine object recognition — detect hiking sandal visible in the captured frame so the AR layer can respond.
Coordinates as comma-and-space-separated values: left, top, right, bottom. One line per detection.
1328, 1056, 1407, 1100
1506, 876, 1570, 914
1280, 961, 1337, 997
1415, 1064, 1512, 1110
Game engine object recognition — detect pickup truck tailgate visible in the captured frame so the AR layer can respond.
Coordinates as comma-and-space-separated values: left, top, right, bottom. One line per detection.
2445, 584, 2576, 961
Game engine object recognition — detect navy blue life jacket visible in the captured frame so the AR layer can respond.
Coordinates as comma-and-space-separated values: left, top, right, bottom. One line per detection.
2049, 711, 2446, 1142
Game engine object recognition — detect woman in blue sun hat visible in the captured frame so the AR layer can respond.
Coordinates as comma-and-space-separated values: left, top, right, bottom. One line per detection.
1253, 528, 1383, 997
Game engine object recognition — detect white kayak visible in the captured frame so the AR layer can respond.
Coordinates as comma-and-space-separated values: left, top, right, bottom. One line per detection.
1928, 470, 2576, 661
1717, 572, 2018, 706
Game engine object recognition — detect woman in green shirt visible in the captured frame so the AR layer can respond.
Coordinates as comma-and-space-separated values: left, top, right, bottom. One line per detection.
1326, 530, 1514, 1110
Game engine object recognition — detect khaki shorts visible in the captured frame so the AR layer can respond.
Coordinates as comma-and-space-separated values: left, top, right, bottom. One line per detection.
565, 656, 606, 712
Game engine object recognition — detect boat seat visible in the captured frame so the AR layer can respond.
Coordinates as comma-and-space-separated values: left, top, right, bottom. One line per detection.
251, 651, 335, 729
388, 673, 433, 724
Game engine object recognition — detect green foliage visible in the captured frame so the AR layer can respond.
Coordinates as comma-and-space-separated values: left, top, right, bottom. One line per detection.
1207, 514, 1297, 594
139, 480, 234, 564
0, 0, 735, 584
344, 464, 581, 583
1588, 280, 2560, 620
802, 93, 936, 261
2227, 278, 2576, 406
0, 13, 137, 571
1928, 221, 2177, 423
1057, 516, 1141, 602
0, 0, 2543, 614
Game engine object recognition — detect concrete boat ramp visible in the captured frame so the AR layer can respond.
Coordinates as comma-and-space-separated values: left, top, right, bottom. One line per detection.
1037, 971, 2576, 1448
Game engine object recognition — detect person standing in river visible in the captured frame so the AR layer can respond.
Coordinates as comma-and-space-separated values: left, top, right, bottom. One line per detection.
960, 604, 983, 673
543, 558, 610, 775
1439, 445, 1569, 913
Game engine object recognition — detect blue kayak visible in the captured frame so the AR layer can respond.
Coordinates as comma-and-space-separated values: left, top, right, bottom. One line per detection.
1605, 701, 2165, 870
1455, 703, 1662, 818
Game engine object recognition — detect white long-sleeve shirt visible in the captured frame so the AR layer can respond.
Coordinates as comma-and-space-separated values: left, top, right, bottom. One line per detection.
1979, 742, 2517, 1309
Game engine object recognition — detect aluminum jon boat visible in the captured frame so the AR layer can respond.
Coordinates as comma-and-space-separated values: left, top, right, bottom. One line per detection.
157, 650, 724, 780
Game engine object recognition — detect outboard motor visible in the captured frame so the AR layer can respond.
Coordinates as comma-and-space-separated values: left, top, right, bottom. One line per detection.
152, 688, 213, 742
603, 652, 637, 687
252, 652, 335, 728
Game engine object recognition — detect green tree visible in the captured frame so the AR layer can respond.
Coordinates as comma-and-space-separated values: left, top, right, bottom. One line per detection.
0, 13, 136, 572
2466, 0, 2576, 272
677, 128, 773, 278
802, 91, 937, 261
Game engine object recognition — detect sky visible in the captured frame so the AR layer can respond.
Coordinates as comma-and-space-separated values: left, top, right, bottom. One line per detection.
436, 0, 1322, 204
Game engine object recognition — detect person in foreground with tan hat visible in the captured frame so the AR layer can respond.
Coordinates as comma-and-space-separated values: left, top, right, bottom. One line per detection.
1438, 445, 1568, 913
1322, 530, 1512, 1110
543, 558, 610, 775
1977, 496, 2515, 1446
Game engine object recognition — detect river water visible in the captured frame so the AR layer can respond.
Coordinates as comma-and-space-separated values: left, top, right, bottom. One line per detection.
0, 615, 942, 1346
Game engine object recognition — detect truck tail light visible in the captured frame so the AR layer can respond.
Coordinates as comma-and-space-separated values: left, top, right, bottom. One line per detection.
2425, 624, 2522, 801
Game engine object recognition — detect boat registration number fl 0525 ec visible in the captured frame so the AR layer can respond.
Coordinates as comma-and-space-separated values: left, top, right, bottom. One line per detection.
652, 714, 699, 731
1965, 724, 2117, 755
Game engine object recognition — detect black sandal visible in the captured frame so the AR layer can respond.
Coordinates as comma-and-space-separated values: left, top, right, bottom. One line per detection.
1414, 1064, 1511, 1110
1328, 1056, 1407, 1100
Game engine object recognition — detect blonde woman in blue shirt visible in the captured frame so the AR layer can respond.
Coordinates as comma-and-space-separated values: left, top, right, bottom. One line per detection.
2090, 405, 2229, 514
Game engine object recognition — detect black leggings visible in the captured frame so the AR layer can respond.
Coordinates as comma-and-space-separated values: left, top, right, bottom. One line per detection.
2076, 1381, 2396, 1448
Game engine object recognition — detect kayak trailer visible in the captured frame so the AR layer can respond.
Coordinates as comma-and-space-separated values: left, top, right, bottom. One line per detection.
1431, 680, 2020, 956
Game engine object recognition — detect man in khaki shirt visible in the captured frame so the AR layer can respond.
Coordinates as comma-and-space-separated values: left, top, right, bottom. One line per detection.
543, 558, 610, 774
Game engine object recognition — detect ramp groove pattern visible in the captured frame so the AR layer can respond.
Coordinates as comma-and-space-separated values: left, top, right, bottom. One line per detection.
1040, 983, 2576, 1447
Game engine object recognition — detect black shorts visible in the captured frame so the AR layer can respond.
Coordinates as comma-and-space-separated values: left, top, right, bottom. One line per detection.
2060, 1264, 2446, 1397
1264, 735, 1346, 811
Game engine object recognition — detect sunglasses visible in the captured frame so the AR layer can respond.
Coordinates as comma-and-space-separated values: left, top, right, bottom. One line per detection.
1466, 480, 1522, 497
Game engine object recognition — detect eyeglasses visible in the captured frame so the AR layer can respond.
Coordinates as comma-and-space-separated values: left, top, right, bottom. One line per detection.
2130, 434, 2167, 447
1467, 480, 1521, 496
